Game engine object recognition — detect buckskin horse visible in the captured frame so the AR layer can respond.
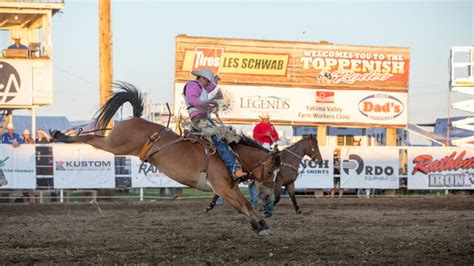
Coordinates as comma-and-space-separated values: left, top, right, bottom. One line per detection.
50, 82, 280, 236
273, 135, 323, 214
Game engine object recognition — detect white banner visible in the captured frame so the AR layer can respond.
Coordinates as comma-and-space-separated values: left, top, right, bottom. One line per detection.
0, 60, 33, 106
174, 83, 408, 126
130, 156, 186, 188
408, 147, 474, 190
53, 144, 115, 189
0, 144, 36, 189
340, 147, 399, 189
295, 147, 335, 188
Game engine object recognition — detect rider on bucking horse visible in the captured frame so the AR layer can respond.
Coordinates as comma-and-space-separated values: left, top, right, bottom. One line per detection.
183, 68, 247, 180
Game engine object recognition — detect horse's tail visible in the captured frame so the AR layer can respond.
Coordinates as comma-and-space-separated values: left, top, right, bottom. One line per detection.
93, 81, 144, 135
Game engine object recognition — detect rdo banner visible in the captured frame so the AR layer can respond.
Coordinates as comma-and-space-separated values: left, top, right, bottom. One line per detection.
295, 147, 334, 188
130, 157, 186, 188
0, 145, 36, 189
340, 147, 399, 189
408, 147, 474, 190
53, 144, 115, 189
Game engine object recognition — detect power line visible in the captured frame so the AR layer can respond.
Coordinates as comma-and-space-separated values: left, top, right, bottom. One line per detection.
54, 65, 99, 87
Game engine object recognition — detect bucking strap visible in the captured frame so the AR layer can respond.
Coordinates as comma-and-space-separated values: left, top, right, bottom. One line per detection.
139, 132, 161, 162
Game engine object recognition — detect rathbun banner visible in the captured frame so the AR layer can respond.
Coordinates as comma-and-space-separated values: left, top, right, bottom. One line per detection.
408, 147, 474, 190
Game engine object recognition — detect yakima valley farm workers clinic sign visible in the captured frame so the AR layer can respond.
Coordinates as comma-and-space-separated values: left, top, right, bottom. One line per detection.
174, 35, 410, 127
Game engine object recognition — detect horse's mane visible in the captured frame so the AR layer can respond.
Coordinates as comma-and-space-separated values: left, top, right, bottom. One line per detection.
284, 134, 315, 151
238, 134, 269, 152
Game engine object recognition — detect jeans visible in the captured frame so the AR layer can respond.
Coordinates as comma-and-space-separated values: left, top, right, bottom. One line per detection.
249, 181, 273, 218
212, 136, 235, 170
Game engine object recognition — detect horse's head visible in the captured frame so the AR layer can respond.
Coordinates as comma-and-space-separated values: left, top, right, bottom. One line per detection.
302, 134, 323, 166
252, 148, 281, 189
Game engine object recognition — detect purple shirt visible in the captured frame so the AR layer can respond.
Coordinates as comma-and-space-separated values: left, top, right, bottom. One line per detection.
184, 78, 218, 118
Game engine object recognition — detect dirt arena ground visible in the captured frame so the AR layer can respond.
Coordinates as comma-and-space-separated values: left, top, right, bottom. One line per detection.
0, 197, 472, 264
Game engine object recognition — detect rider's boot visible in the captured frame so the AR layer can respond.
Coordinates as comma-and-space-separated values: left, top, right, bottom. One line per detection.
228, 166, 248, 181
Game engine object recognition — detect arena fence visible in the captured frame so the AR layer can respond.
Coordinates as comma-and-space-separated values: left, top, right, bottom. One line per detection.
0, 143, 473, 202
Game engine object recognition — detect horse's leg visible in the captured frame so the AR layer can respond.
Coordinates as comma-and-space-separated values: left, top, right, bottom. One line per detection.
287, 182, 302, 214
217, 184, 272, 236
205, 194, 220, 213
273, 174, 283, 207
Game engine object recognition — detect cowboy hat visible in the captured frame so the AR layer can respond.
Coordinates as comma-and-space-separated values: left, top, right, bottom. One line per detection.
11, 34, 21, 40
191, 68, 215, 82
259, 112, 270, 119
6, 123, 14, 129
22, 129, 30, 134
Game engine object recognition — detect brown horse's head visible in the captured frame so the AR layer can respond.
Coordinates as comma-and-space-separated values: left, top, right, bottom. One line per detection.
236, 136, 281, 188
301, 134, 323, 166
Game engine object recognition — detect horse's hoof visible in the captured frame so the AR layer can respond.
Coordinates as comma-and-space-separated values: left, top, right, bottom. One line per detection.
50, 130, 63, 141
257, 229, 272, 236
296, 209, 302, 214
204, 207, 211, 213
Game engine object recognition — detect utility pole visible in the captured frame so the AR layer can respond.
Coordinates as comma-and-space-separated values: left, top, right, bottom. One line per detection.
99, 0, 112, 130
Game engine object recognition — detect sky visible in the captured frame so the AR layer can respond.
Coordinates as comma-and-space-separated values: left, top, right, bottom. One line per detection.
31, 0, 474, 124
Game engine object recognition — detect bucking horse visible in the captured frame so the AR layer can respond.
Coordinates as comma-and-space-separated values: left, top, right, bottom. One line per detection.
51, 82, 280, 236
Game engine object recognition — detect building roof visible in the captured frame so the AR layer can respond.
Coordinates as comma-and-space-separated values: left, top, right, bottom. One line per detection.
10, 115, 71, 133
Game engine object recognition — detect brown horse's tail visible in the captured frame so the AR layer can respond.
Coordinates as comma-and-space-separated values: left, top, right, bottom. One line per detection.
93, 81, 144, 135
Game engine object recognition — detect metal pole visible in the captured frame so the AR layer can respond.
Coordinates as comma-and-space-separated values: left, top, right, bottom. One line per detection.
31, 106, 36, 140
60, 189, 63, 203
140, 187, 144, 201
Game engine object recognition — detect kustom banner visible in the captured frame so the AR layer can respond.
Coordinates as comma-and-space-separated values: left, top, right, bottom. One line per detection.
0, 145, 36, 189
130, 156, 186, 188
294, 147, 335, 188
408, 147, 474, 190
53, 144, 115, 189
174, 83, 408, 127
340, 147, 399, 189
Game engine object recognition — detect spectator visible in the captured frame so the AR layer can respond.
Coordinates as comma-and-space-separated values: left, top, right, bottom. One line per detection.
36, 129, 51, 143
253, 112, 279, 150
21, 129, 35, 144
331, 151, 343, 198
1, 123, 24, 147
8, 36, 28, 50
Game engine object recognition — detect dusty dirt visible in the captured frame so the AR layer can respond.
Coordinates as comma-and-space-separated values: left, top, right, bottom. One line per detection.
0, 197, 472, 264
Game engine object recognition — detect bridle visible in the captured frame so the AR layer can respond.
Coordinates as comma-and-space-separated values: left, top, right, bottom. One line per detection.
280, 135, 320, 174
243, 152, 277, 188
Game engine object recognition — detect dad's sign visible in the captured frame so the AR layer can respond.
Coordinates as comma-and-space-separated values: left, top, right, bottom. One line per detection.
408, 147, 474, 190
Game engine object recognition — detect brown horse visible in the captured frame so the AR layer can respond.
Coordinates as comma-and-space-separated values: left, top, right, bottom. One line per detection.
51, 82, 280, 236
272, 135, 323, 214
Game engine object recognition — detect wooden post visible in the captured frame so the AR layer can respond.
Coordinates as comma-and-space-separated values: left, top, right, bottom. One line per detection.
99, 0, 113, 127
385, 127, 397, 196
317, 125, 327, 146
315, 125, 327, 197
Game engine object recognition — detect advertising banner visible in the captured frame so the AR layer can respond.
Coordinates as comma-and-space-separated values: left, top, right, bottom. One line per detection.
340, 147, 399, 189
0, 60, 33, 106
294, 147, 335, 188
175, 35, 410, 91
174, 35, 410, 127
130, 156, 186, 188
174, 84, 407, 126
408, 147, 474, 190
0, 145, 36, 189
53, 144, 115, 189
